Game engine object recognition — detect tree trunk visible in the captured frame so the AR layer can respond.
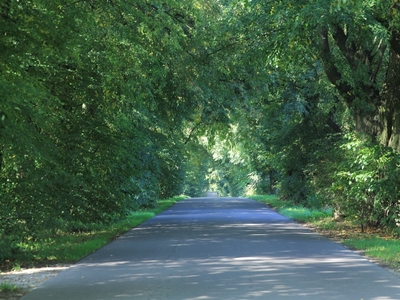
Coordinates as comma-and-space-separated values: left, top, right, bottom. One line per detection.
380, 50, 400, 150
318, 24, 400, 152
269, 170, 275, 194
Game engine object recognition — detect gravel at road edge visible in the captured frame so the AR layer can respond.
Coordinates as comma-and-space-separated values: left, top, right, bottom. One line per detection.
0, 265, 70, 300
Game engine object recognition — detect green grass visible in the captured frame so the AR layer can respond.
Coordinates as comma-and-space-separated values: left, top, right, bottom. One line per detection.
343, 237, 400, 268
0, 283, 20, 293
4, 196, 187, 270
247, 194, 332, 222
279, 207, 333, 223
310, 217, 344, 231
248, 194, 400, 270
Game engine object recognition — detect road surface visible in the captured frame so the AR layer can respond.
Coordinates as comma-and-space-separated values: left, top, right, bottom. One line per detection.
21, 197, 400, 299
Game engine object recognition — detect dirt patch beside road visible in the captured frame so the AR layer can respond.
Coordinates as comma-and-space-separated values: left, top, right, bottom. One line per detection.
0, 265, 69, 300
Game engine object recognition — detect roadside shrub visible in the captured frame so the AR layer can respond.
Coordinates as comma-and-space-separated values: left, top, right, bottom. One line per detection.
331, 134, 400, 231
0, 235, 22, 262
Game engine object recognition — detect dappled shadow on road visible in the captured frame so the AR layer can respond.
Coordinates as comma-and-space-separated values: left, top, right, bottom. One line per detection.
27, 198, 400, 300
70, 233, 400, 299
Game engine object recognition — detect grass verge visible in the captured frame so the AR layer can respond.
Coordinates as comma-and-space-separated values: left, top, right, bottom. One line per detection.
343, 237, 400, 267
0, 283, 20, 293
1, 196, 187, 272
247, 194, 332, 222
0, 283, 25, 300
248, 194, 400, 271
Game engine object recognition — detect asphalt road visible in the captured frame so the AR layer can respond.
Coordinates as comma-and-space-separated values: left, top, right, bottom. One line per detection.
21, 197, 400, 299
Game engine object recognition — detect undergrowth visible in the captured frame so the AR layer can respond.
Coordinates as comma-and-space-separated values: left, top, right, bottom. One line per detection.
1, 196, 187, 272
247, 194, 332, 222
0, 283, 20, 293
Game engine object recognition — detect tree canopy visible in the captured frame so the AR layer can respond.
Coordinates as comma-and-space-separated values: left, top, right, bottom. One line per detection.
2, 0, 400, 260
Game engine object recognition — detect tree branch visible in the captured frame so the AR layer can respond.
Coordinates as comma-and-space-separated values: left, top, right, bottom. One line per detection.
318, 27, 354, 105
184, 121, 202, 145
370, 42, 387, 83
332, 25, 357, 69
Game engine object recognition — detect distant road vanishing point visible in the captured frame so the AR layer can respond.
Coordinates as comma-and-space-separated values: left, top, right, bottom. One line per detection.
206, 191, 218, 197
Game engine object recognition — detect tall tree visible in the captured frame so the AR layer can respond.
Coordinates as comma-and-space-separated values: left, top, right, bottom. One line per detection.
261, 0, 400, 150
0, 0, 224, 260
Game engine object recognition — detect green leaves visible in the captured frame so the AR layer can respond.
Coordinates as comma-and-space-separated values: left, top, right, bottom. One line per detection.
3, 0, 400, 264
1, 0, 219, 261
329, 134, 400, 230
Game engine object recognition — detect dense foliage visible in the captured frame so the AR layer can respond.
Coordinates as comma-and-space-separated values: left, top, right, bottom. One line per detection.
233, 0, 400, 232
2, 0, 400, 261
0, 0, 224, 260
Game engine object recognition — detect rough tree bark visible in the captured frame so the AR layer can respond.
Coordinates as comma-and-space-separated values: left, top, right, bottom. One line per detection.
319, 22, 400, 152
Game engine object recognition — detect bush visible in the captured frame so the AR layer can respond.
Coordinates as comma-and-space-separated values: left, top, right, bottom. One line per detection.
331, 134, 400, 230
0, 234, 23, 262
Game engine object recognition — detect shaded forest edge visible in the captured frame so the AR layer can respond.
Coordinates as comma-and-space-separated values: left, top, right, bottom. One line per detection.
3, 194, 400, 274
0, 196, 187, 272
